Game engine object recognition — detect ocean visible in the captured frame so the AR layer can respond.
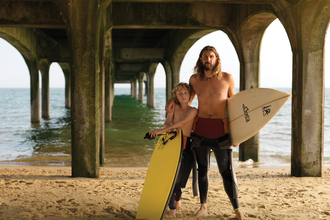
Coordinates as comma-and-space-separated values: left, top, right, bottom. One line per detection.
0, 87, 329, 168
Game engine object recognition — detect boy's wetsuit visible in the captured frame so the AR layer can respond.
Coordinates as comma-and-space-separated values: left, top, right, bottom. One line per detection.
190, 117, 239, 210
168, 135, 196, 210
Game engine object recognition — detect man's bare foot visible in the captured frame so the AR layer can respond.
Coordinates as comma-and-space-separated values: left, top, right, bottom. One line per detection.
235, 209, 245, 220
169, 209, 176, 218
175, 200, 181, 211
195, 203, 207, 218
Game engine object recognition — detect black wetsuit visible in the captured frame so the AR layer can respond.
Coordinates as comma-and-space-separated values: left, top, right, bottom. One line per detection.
190, 117, 239, 209
168, 136, 196, 210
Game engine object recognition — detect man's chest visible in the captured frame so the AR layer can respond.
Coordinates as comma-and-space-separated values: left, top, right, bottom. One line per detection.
194, 81, 228, 98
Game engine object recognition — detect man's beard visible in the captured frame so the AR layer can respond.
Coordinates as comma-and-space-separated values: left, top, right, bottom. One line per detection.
202, 62, 214, 71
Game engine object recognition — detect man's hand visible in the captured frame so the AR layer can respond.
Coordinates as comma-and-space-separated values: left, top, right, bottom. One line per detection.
165, 98, 175, 113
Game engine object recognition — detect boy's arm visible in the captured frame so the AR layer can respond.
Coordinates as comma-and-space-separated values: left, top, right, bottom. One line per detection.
150, 108, 197, 137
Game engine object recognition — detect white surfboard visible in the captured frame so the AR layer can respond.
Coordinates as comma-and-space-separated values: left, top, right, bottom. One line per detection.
227, 88, 291, 145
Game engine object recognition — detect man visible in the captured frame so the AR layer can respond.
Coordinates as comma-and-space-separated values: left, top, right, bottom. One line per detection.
166, 46, 244, 219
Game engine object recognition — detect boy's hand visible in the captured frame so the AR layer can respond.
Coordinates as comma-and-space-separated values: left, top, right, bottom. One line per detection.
165, 98, 175, 113
149, 129, 163, 138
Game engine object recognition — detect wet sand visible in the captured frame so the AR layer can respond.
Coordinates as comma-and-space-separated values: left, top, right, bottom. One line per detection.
0, 165, 330, 220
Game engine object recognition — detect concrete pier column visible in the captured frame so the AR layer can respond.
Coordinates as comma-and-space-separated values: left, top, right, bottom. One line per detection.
59, 63, 71, 109
98, 14, 106, 166
27, 60, 40, 123
138, 72, 145, 102
105, 68, 115, 122
146, 74, 155, 108
55, 0, 108, 178
234, 13, 276, 163
162, 60, 173, 102
133, 78, 138, 99
146, 63, 157, 108
105, 62, 112, 122
144, 81, 148, 97
170, 57, 181, 89
130, 79, 134, 98
105, 30, 114, 123
278, 2, 330, 177
39, 60, 50, 119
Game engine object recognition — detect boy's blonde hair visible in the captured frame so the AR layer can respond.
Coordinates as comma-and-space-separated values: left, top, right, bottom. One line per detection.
172, 82, 190, 103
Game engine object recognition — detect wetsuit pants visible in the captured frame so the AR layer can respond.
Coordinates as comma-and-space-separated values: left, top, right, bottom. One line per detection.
191, 117, 239, 210
168, 136, 195, 210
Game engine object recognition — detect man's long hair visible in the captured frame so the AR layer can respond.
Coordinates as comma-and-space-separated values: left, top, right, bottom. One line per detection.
194, 46, 222, 80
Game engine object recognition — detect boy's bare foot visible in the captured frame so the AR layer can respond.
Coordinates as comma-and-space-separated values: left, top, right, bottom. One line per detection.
195, 203, 207, 218
169, 209, 176, 218
235, 209, 245, 220
175, 201, 181, 211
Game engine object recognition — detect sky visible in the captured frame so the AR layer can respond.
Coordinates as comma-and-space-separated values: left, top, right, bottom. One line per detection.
0, 19, 329, 89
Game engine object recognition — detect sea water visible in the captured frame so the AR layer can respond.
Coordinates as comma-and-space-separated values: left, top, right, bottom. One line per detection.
0, 87, 329, 167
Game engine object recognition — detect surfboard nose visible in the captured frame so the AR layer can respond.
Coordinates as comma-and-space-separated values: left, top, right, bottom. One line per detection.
227, 88, 291, 146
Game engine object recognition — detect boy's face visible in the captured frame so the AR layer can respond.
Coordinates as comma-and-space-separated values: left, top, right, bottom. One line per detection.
175, 87, 190, 104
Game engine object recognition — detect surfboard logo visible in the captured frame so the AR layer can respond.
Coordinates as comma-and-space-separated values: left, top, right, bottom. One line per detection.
262, 105, 271, 116
242, 104, 250, 123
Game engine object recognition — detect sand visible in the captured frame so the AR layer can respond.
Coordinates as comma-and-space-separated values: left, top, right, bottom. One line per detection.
0, 165, 330, 220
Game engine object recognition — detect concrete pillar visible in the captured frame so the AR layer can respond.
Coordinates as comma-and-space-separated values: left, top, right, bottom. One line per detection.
279, 2, 330, 177
162, 60, 173, 102
27, 59, 40, 123
170, 55, 181, 89
55, 0, 106, 178
234, 13, 276, 163
105, 59, 112, 122
133, 78, 138, 99
130, 79, 134, 97
39, 60, 50, 119
98, 13, 106, 166
144, 81, 148, 97
105, 30, 113, 123
147, 73, 155, 108
146, 64, 157, 108
138, 72, 145, 102
59, 63, 71, 109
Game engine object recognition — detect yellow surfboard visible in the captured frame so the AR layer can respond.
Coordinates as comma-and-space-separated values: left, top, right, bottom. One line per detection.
136, 130, 183, 220
227, 88, 291, 145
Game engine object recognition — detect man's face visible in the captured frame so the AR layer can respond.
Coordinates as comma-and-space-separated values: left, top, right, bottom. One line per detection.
200, 50, 217, 71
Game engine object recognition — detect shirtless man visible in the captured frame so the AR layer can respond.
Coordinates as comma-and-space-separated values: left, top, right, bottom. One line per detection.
166, 46, 244, 220
149, 82, 197, 218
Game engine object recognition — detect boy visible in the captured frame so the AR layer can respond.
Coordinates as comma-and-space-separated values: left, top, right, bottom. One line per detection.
149, 82, 197, 218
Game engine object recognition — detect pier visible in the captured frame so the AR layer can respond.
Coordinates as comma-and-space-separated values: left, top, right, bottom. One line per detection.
0, 0, 329, 177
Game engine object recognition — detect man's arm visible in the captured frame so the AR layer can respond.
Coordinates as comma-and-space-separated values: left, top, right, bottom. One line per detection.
164, 107, 174, 128
227, 73, 236, 98
226, 73, 239, 147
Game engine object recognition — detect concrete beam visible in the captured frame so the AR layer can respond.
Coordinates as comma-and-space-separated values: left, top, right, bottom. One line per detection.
115, 80, 131, 83
116, 71, 141, 76
38, 46, 70, 62
112, 2, 232, 29
0, 1, 64, 28
114, 48, 164, 62
116, 63, 149, 72
113, 0, 276, 2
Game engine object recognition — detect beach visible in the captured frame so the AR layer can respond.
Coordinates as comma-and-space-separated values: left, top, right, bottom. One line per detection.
1, 165, 330, 220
